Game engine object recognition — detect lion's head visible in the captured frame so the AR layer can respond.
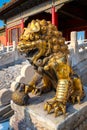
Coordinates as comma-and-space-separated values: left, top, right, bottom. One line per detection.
17, 19, 69, 65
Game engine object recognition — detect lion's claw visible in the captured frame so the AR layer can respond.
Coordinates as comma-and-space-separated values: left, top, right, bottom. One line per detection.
44, 98, 66, 117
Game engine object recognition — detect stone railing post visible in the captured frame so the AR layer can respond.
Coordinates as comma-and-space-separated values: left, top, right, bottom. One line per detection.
1, 44, 4, 52
69, 31, 79, 66
13, 41, 16, 51
70, 31, 78, 54
7, 42, 10, 52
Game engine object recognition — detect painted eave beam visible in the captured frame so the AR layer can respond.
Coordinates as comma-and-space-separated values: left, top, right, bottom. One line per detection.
22, 0, 73, 19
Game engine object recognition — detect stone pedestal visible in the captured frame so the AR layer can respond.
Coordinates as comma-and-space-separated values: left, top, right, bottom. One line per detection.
10, 87, 87, 130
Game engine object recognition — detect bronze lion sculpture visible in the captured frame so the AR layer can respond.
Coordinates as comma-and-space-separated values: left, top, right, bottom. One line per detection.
12, 19, 85, 117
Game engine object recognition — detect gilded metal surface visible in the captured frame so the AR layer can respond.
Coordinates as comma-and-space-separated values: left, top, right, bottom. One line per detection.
12, 19, 85, 116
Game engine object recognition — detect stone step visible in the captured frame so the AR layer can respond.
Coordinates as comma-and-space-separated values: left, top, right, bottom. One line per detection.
0, 104, 11, 117
0, 104, 14, 123
1, 109, 14, 121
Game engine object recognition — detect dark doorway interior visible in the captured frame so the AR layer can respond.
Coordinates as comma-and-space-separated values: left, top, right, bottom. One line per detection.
24, 12, 51, 27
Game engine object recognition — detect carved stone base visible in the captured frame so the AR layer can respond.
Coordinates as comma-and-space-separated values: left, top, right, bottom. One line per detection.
10, 87, 87, 130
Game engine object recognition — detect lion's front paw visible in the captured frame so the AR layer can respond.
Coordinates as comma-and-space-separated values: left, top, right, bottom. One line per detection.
31, 85, 52, 96
44, 97, 66, 117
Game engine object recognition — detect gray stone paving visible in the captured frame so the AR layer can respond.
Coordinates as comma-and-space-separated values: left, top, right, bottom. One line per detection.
0, 60, 29, 90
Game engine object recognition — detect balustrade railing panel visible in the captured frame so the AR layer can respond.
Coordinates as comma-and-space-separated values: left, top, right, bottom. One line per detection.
0, 41, 16, 55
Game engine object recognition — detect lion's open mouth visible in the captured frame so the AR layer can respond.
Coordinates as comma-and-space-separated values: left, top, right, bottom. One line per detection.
26, 48, 39, 58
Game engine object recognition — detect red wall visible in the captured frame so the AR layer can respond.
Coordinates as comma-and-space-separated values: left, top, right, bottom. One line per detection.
0, 34, 6, 46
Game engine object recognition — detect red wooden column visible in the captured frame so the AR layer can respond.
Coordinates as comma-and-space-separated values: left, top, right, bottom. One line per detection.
5, 27, 8, 46
51, 6, 58, 27
21, 18, 24, 32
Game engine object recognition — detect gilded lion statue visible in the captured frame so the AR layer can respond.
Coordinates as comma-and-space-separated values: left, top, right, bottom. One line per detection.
12, 19, 85, 117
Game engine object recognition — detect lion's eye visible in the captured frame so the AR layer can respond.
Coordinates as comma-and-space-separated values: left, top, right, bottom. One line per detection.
39, 60, 41, 62
36, 59, 43, 66
38, 59, 42, 63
